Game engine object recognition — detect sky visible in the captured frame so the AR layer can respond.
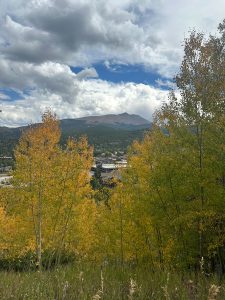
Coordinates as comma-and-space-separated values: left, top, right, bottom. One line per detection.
0, 0, 224, 127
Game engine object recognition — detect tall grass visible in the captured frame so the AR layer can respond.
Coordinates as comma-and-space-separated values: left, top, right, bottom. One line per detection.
0, 262, 224, 299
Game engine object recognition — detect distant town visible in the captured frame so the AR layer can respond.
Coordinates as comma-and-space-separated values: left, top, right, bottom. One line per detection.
0, 152, 128, 187
91, 151, 127, 185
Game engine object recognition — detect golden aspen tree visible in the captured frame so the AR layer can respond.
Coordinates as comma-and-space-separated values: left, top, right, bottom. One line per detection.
47, 136, 93, 265
13, 111, 60, 270
12, 111, 93, 269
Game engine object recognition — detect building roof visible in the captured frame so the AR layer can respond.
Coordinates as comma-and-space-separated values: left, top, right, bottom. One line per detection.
101, 163, 117, 169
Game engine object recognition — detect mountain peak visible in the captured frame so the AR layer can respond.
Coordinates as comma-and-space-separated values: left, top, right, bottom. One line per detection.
77, 112, 150, 127
119, 112, 129, 116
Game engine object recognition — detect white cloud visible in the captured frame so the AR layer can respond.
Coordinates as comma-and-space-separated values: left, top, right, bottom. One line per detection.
0, 60, 94, 103
0, 0, 224, 126
1, 0, 224, 76
76, 68, 98, 80
0, 93, 10, 100
156, 79, 176, 89
0, 79, 168, 127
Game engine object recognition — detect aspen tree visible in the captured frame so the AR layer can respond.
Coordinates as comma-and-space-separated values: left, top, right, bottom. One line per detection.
106, 20, 225, 270
13, 111, 93, 269
14, 111, 60, 270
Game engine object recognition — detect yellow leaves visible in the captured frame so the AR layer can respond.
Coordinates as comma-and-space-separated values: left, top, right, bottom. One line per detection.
74, 200, 105, 260
0, 111, 94, 259
0, 206, 24, 256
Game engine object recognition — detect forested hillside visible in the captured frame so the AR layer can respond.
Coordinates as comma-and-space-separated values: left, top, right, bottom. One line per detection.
0, 114, 150, 156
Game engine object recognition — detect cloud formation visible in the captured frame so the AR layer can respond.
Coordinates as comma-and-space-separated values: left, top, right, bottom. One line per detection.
2, 0, 224, 76
0, 0, 224, 126
0, 79, 168, 127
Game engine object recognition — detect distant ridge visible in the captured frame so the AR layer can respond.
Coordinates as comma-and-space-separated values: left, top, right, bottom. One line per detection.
76, 112, 150, 126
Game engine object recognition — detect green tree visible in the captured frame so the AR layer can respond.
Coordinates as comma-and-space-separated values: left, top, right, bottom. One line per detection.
106, 20, 225, 271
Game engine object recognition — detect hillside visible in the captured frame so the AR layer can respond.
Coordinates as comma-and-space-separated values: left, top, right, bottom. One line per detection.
0, 113, 151, 156
77, 112, 150, 128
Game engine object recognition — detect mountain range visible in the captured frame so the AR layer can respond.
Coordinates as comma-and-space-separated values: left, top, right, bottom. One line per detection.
0, 113, 151, 156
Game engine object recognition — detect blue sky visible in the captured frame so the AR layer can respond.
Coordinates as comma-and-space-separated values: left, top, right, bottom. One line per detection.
0, 89, 22, 101
71, 64, 170, 87
0, 0, 224, 126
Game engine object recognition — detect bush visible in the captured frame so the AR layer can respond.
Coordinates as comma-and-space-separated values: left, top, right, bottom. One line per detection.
0, 250, 75, 272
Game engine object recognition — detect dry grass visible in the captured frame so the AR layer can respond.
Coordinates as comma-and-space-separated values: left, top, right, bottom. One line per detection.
0, 262, 224, 299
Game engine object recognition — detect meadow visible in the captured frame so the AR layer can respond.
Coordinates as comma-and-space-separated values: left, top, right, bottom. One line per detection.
0, 262, 224, 300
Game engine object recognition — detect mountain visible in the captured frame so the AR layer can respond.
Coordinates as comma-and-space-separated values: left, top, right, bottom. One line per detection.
0, 113, 151, 157
76, 112, 150, 128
